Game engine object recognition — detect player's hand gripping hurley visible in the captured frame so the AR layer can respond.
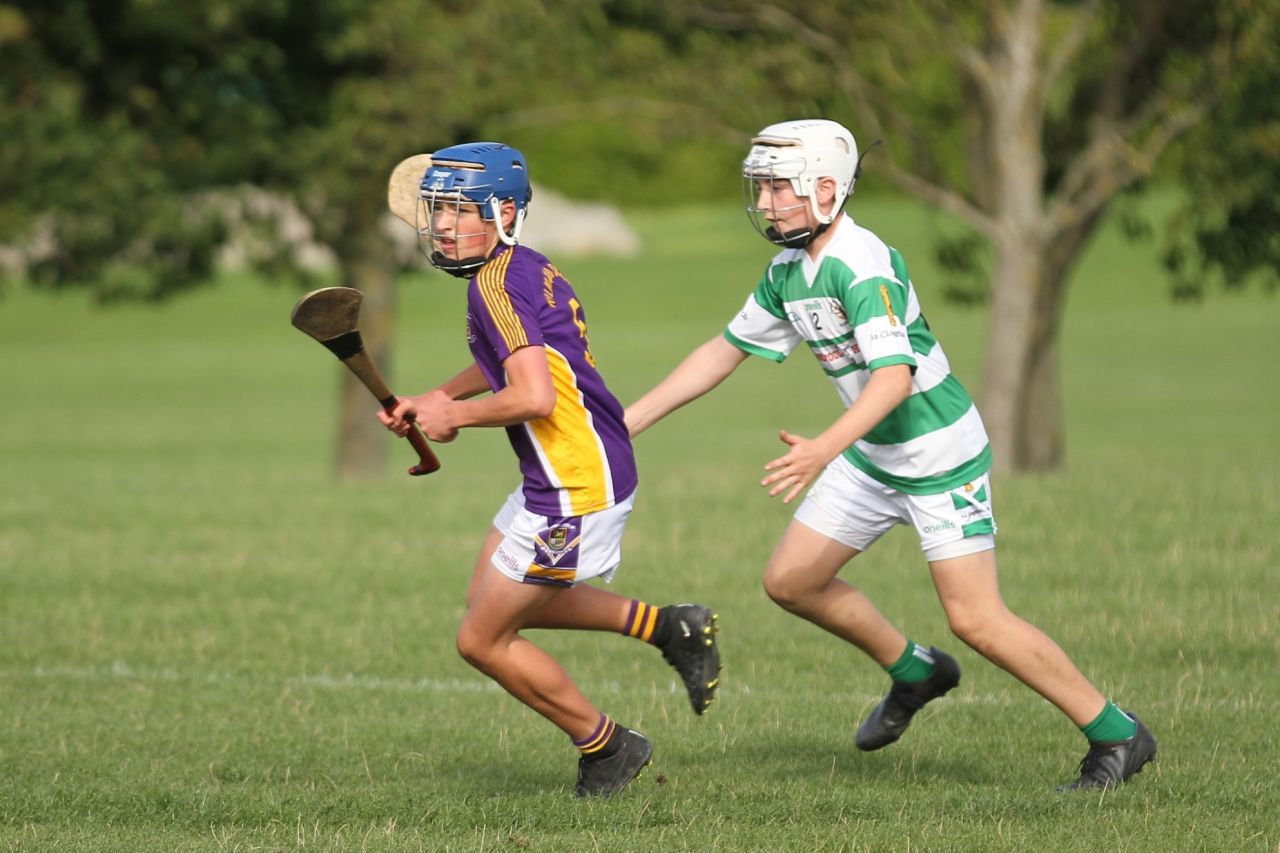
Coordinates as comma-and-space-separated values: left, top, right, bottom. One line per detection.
290, 286, 442, 476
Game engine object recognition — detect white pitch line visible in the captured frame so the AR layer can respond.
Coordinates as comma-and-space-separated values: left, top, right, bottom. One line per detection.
10, 661, 1277, 711
18, 661, 505, 695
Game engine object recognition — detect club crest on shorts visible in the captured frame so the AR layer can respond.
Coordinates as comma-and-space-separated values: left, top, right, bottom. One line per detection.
534, 520, 582, 567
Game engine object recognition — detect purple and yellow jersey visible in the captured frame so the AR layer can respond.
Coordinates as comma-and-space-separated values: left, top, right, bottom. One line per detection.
466, 244, 637, 517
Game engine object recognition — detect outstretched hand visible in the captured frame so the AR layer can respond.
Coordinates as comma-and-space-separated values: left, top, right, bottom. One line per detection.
761, 429, 834, 504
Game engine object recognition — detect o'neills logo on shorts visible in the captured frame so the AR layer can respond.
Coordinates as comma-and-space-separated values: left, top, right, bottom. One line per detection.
494, 545, 520, 571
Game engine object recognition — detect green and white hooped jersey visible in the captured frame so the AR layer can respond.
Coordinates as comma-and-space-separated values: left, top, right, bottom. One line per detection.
724, 216, 991, 495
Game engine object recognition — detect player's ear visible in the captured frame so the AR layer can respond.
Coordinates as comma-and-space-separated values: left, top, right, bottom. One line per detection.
815, 176, 838, 216
816, 176, 838, 202
500, 199, 517, 230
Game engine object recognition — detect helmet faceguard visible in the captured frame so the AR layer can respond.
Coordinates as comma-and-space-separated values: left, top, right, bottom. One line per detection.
742, 119, 858, 249
417, 142, 533, 278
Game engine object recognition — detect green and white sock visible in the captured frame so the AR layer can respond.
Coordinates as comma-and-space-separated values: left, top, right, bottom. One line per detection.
1081, 701, 1138, 743
884, 640, 936, 684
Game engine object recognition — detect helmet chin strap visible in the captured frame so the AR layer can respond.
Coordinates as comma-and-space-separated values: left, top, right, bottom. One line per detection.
430, 226, 507, 279
430, 252, 489, 278
764, 219, 834, 249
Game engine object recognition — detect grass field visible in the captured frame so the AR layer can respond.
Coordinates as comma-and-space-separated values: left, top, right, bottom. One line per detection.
2, 197, 1278, 851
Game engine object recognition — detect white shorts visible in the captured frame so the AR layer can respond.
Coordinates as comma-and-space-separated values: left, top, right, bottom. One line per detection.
489, 486, 636, 587
793, 456, 997, 562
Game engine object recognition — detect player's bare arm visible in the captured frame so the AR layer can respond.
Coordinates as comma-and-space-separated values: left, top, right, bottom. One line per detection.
442, 345, 556, 430
381, 348, 555, 442
762, 363, 912, 503
377, 363, 493, 439
436, 362, 492, 400
625, 335, 748, 437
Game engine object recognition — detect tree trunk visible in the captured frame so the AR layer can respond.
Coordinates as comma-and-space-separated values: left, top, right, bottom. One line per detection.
1018, 211, 1104, 468
981, 231, 1047, 473
976, 0, 1062, 474
1019, 299, 1063, 470
982, 209, 1103, 472
334, 211, 399, 480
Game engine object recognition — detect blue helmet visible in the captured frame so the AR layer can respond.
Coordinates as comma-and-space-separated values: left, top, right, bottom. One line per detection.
421, 142, 532, 218
418, 142, 532, 277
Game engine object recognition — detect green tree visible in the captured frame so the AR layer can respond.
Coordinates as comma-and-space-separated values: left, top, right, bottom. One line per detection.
0, 0, 405, 476
1160, 0, 1280, 299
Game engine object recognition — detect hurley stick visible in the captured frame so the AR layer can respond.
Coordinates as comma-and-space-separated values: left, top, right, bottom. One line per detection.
291, 286, 441, 476
388, 153, 433, 228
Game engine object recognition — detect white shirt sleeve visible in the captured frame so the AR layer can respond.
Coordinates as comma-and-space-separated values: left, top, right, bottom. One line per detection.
724, 292, 803, 363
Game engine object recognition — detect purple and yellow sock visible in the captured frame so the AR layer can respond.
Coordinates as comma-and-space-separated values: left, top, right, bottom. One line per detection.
573, 713, 617, 757
623, 600, 660, 644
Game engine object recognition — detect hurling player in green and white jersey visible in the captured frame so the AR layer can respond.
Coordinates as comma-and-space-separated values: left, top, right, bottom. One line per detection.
626, 119, 1155, 791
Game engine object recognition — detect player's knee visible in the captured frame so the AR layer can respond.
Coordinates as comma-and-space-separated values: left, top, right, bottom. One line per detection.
455, 624, 494, 672
762, 565, 811, 612
945, 606, 1004, 654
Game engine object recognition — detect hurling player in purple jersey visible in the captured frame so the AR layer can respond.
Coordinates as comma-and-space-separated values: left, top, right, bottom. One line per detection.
378, 142, 721, 798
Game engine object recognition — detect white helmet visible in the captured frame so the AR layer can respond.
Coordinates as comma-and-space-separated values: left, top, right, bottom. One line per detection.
743, 119, 859, 247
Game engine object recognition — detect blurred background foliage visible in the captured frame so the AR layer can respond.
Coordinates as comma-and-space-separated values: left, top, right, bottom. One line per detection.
2, 0, 1276, 301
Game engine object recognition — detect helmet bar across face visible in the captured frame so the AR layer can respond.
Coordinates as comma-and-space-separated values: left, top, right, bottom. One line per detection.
742, 167, 816, 249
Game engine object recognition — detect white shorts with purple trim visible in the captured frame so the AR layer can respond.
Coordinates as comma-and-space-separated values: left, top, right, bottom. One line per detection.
490, 486, 636, 587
